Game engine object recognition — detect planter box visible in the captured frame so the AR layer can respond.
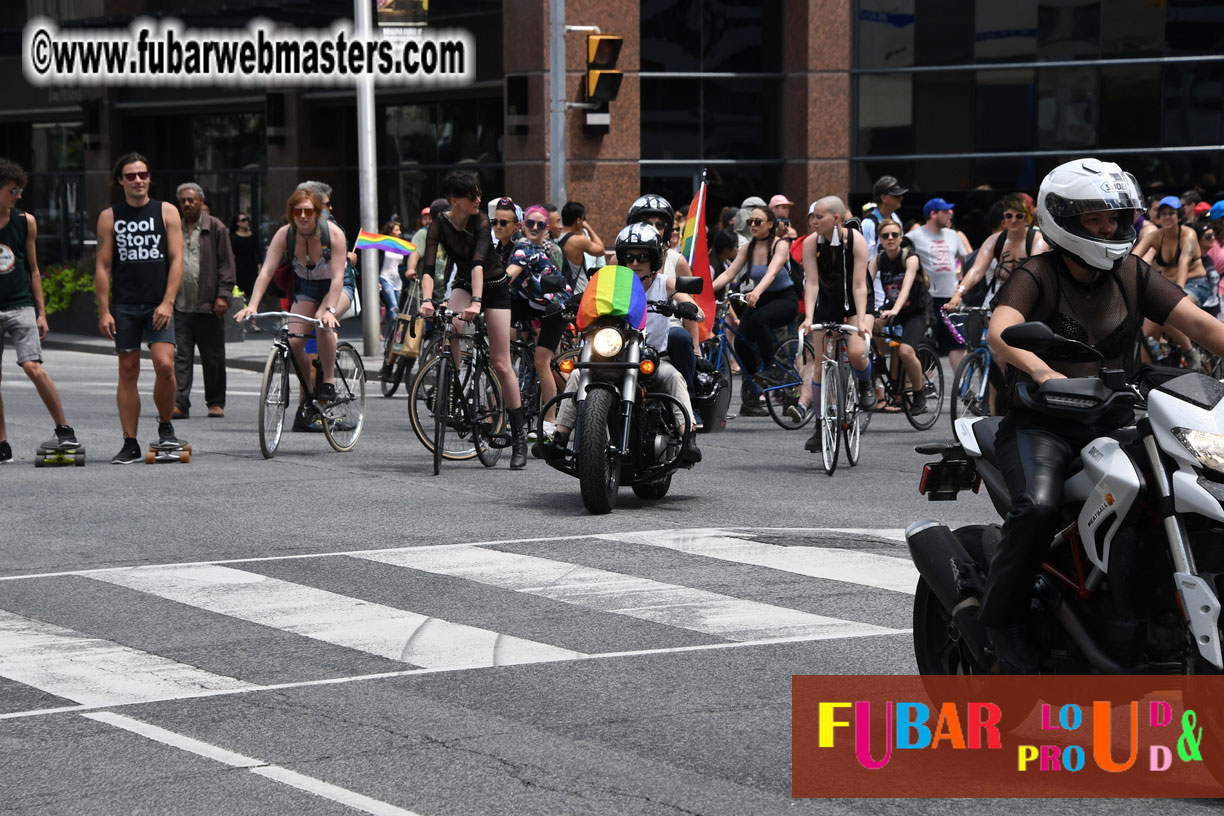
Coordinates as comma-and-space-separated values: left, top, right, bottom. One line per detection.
46, 291, 98, 336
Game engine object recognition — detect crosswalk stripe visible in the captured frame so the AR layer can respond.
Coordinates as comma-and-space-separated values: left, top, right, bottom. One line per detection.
352, 546, 899, 641
88, 564, 584, 669
595, 528, 919, 595
0, 610, 254, 707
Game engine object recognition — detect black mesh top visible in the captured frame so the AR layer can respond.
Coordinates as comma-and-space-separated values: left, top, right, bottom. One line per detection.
994, 251, 1185, 380
421, 211, 505, 286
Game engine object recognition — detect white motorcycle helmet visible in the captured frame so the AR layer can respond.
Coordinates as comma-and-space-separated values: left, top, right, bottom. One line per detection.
1035, 158, 1144, 271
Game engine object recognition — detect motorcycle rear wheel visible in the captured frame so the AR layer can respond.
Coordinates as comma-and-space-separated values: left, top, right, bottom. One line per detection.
578, 388, 620, 514
913, 524, 990, 675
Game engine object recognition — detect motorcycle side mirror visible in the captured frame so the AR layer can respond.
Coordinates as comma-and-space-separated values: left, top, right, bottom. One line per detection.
1000, 322, 1104, 364
673, 275, 704, 295
540, 274, 567, 293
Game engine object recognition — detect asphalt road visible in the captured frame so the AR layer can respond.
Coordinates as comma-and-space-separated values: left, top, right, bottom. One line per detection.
1, 349, 1219, 814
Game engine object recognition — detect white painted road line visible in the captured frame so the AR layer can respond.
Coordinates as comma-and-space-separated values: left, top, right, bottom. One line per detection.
84, 711, 423, 816
0, 610, 254, 707
88, 564, 584, 668
597, 528, 919, 595
353, 547, 899, 641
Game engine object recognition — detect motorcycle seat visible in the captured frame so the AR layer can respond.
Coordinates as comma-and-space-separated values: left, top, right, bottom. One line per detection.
972, 416, 1005, 469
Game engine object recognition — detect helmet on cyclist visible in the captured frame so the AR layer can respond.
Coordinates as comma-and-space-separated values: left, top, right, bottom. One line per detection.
615, 223, 665, 273
627, 195, 675, 245
1035, 158, 1143, 271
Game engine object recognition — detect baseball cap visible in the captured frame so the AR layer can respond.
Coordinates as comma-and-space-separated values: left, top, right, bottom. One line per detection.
1157, 195, 1182, 211
1210, 201, 1224, 222
740, 196, 767, 210
769, 194, 795, 209
873, 176, 908, 199
1194, 201, 1211, 217
420, 206, 431, 216
923, 197, 954, 220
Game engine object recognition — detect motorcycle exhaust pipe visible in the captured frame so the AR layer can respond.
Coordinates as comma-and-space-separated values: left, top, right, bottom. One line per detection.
905, 520, 992, 665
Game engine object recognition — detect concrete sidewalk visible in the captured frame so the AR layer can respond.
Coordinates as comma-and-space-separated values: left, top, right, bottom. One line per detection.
41, 317, 380, 373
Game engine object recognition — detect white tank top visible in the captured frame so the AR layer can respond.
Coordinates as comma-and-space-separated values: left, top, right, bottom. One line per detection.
643, 269, 670, 348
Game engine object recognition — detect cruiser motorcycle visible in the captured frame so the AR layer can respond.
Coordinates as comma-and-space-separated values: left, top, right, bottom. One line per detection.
540, 267, 704, 514
909, 322, 1224, 677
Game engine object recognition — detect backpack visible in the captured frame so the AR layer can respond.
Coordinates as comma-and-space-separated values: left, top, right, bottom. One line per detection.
556, 232, 591, 291
963, 226, 1036, 306
273, 222, 336, 296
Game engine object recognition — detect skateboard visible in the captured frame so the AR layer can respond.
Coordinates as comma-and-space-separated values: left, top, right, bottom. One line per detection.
35, 444, 86, 467
145, 440, 191, 464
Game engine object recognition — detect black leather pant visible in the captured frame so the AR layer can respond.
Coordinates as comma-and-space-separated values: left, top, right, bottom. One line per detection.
978, 414, 1077, 625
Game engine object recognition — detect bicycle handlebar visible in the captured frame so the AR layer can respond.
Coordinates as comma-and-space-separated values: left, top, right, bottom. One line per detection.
251, 311, 336, 332
808, 322, 860, 335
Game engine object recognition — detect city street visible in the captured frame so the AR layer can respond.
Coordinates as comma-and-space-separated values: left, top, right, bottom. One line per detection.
0, 348, 1217, 814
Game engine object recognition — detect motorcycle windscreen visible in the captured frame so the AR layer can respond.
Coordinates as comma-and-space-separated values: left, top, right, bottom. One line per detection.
576, 265, 648, 331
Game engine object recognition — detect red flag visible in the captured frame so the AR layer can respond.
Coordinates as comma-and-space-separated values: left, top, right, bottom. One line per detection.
680, 181, 714, 341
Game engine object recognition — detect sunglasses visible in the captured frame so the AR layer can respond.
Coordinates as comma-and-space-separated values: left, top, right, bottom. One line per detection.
4, 187, 23, 196
524, 220, 547, 230
492, 218, 517, 227
123, 171, 149, 181
237, 216, 249, 222
1002, 212, 1026, 221
746, 218, 767, 227
880, 232, 901, 240
621, 251, 652, 265
293, 207, 316, 217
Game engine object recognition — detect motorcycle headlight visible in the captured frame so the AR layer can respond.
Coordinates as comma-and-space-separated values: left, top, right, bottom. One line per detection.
1173, 428, 1224, 476
592, 327, 624, 358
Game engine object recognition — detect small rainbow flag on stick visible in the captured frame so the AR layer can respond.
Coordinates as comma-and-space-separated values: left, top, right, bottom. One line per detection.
355, 229, 416, 255
576, 265, 647, 331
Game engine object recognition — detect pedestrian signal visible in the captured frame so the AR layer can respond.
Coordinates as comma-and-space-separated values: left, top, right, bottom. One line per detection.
585, 35, 623, 103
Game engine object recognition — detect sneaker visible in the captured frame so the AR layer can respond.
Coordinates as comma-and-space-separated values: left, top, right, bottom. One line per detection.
804, 430, 822, 453
858, 382, 877, 411
317, 382, 337, 404
40, 425, 79, 450
785, 403, 811, 424
157, 421, 184, 447
908, 391, 927, 415
542, 420, 557, 440
111, 438, 141, 464
292, 404, 325, 433
0, 440, 11, 463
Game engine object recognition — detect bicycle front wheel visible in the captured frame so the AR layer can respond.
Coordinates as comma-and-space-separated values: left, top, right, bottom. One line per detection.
904, 343, 943, 431
258, 346, 290, 459
765, 339, 812, 430
820, 358, 841, 475
950, 350, 990, 434
407, 353, 481, 461
323, 342, 366, 452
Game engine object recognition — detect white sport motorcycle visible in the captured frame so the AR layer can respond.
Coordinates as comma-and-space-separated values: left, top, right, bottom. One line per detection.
909, 322, 1224, 677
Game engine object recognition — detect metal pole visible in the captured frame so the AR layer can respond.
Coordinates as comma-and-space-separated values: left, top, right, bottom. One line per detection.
356, 0, 379, 355
549, 0, 565, 207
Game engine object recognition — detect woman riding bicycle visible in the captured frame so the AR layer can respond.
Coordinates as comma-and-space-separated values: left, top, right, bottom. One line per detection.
710, 205, 798, 416
1133, 195, 1213, 367
507, 204, 571, 439
418, 171, 528, 469
872, 223, 930, 413
235, 188, 346, 403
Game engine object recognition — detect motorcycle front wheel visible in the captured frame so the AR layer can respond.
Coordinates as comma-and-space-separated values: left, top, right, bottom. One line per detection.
577, 388, 621, 514
632, 474, 672, 500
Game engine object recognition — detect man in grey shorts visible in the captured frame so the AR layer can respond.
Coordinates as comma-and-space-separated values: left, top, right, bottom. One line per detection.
0, 159, 79, 463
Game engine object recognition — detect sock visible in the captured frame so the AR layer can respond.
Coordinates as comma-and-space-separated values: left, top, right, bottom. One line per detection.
855, 358, 872, 383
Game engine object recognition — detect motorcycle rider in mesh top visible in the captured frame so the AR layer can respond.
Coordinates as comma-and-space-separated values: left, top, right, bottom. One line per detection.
982, 157, 1224, 673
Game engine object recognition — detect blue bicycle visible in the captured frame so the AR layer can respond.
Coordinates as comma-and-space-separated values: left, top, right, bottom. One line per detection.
947, 306, 993, 433
703, 294, 813, 430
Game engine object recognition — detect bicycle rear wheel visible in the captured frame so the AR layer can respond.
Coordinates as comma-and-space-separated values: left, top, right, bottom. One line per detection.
950, 350, 990, 434
322, 342, 366, 452
432, 354, 450, 474
379, 329, 408, 397
842, 361, 862, 467
904, 343, 943, 431
467, 359, 506, 467
820, 358, 841, 475
765, 338, 812, 430
511, 343, 539, 435
258, 346, 289, 459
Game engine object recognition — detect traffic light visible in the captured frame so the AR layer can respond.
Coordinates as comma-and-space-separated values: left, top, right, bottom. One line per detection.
585, 34, 623, 103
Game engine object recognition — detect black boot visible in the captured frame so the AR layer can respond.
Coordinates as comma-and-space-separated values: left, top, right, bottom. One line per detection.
508, 407, 528, 469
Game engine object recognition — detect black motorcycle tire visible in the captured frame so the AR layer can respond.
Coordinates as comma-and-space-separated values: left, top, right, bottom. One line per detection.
578, 388, 620, 514
632, 474, 672, 500
913, 524, 990, 676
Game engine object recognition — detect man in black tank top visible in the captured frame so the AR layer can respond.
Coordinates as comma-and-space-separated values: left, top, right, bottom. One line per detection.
94, 153, 185, 463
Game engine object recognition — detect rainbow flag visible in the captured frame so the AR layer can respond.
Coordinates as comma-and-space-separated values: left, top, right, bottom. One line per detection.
680, 177, 715, 341
355, 229, 416, 256
577, 265, 647, 331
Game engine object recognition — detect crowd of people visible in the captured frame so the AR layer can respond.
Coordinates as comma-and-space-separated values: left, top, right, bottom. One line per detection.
5, 151, 1224, 477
